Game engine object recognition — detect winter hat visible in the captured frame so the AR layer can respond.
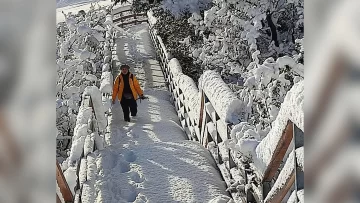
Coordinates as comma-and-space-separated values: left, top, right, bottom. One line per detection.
120, 64, 130, 70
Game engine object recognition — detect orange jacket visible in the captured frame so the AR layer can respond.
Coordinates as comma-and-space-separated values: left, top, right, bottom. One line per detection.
112, 73, 143, 102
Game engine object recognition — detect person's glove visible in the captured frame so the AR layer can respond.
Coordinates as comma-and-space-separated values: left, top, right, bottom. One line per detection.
140, 95, 146, 100
112, 100, 115, 105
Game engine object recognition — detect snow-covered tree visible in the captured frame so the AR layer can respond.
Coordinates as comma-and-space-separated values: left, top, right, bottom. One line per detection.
161, 0, 212, 18
56, 5, 113, 159
184, 0, 304, 134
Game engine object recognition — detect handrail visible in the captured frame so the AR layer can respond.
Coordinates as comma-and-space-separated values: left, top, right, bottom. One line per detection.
112, 7, 147, 27
261, 121, 304, 203
57, 11, 115, 201
147, 15, 304, 202
147, 23, 247, 202
56, 160, 73, 202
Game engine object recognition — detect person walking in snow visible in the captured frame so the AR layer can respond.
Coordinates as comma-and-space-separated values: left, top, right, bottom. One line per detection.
112, 64, 145, 122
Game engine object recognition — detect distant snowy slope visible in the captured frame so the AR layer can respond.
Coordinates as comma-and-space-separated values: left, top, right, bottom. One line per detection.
57, 0, 108, 8
56, 0, 112, 23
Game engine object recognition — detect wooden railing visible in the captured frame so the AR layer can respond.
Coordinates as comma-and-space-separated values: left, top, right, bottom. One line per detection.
147, 14, 304, 202
56, 93, 106, 203
56, 7, 305, 203
56, 95, 100, 203
260, 122, 304, 203
57, 160, 73, 203
57, 16, 115, 201
112, 6, 147, 27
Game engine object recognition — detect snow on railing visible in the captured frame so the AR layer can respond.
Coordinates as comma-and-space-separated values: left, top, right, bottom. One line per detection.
199, 70, 245, 124
173, 73, 201, 139
66, 89, 106, 203
148, 10, 304, 203
147, 15, 247, 202
252, 82, 304, 203
112, 6, 147, 28
58, 12, 115, 202
57, 160, 73, 203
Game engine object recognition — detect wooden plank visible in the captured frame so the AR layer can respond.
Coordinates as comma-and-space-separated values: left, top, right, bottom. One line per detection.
56, 160, 74, 202
111, 5, 132, 15
198, 92, 205, 137
117, 19, 148, 27
264, 170, 295, 203
113, 13, 137, 23
262, 120, 294, 182
56, 194, 62, 203
307, 55, 344, 136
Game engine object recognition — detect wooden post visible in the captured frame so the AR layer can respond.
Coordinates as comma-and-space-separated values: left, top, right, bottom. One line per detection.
56, 194, 62, 203
56, 160, 74, 202
198, 91, 205, 144
262, 120, 294, 182
264, 171, 295, 203
134, 12, 137, 24
294, 123, 304, 202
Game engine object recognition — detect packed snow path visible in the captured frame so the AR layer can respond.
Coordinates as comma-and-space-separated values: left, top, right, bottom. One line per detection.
93, 23, 229, 202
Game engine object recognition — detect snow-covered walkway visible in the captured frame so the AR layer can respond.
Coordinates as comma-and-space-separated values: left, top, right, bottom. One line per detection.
92, 23, 229, 202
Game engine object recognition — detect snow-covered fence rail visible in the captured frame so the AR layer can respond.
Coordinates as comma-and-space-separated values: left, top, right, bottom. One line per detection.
250, 82, 304, 203
112, 7, 147, 28
196, 70, 251, 202
147, 13, 246, 201
58, 87, 107, 203
57, 160, 73, 203
260, 122, 304, 203
56, 7, 116, 202
146, 10, 304, 203
73, 91, 106, 203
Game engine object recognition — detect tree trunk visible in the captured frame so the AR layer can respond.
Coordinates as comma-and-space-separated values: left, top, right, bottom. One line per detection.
266, 11, 279, 47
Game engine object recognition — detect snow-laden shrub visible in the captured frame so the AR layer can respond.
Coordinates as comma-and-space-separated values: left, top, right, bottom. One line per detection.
184, 0, 304, 133
161, 0, 212, 18
57, 5, 114, 161
145, 0, 304, 166
151, 7, 205, 82
132, 0, 160, 13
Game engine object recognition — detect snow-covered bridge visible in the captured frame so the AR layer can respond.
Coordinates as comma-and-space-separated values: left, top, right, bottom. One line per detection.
56, 3, 304, 203
96, 23, 230, 202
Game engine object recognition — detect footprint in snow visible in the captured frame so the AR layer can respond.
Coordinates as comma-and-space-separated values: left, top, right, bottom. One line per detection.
120, 185, 139, 202
127, 129, 139, 139
124, 150, 137, 162
119, 161, 131, 173
129, 171, 144, 183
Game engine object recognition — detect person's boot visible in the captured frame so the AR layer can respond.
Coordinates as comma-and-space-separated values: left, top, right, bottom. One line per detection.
124, 117, 130, 122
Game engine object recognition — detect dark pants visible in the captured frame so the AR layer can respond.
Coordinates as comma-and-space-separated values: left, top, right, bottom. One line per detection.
120, 98, 137, 121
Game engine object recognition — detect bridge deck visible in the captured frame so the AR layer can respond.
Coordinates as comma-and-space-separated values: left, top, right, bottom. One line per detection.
91, 23, 230, 202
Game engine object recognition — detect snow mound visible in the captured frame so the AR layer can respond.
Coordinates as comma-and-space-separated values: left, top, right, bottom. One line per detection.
199, 70, 244, 124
